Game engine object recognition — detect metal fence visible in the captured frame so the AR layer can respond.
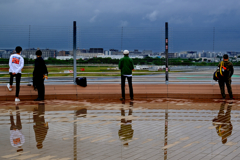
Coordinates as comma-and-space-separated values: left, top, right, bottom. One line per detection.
1, 23, 240, 84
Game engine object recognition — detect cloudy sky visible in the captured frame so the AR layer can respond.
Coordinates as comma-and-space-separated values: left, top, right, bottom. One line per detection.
1, 0, 240, 52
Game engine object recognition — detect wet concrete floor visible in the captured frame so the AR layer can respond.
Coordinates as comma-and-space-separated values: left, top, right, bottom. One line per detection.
0, 99, 240, 160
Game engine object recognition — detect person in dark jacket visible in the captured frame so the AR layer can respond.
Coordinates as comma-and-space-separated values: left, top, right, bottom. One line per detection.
33, 50, 48, 101
212, 102, 233, 144
118, 50, 134, 101
217, 54, 234, 99
33, 103, 48, 149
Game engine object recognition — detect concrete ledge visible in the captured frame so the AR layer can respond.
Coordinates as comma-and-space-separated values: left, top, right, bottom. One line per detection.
0, 84, 238, 101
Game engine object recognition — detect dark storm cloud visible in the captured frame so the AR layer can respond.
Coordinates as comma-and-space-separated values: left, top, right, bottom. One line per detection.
1, 0, 239, 26
0, 0, 240, 52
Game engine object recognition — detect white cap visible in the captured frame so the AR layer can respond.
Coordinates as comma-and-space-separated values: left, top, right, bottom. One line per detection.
123, 50, 129, 55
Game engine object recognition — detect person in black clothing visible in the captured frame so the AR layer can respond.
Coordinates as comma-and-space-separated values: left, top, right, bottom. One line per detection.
212, 102, 233, 144
217, 54, 234, 99
33, 50, 48, 101
33, 103, 49, 149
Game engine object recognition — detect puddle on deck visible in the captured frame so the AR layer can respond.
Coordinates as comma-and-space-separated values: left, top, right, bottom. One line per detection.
0, 99, 240, 160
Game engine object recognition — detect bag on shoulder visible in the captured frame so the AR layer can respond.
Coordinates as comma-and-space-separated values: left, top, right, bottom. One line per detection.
213, 61, 227, 81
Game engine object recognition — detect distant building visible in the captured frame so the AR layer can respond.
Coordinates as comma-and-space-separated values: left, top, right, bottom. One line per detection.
130, 49, 142, 55
161, 52, 178, 58
22, 48, 57, 59
227, 51, 240, 57
42, 49, 57, 58
111, 51, 123, 55
0, 50, 6, 58
56, 56, 73, 60
187, 51, 197, 54
109, 49, 118, 52
77, 53, 104, 58
65, 51, 70, 56
2, 52, 10, 59
89, 48, 103, 53
1, 49, 14, 59
22, 48, 38, 58
142, 50, 152, 55
105, 51, 112, 55
58, 50, 66, 56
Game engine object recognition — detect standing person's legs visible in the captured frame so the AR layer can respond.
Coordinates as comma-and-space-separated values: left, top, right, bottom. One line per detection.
127, 76, 133, 99
39, 79, 45, 100
218, 80, 225, 99
121, 75, 126, 99
37, 79, 45, 100
15, 73, 21, 98
9, 73, 14, 86
226, 79, 233, 99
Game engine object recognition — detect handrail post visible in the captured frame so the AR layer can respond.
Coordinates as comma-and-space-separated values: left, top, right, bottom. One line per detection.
73, 21, 77, 84
165, 22, 169, 84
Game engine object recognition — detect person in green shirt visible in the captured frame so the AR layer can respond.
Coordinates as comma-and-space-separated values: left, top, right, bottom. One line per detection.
118, 50, 134, 101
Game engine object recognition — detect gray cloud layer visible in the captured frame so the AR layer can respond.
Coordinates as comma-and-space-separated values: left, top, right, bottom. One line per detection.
1, 0, 240, 26
1, 0, 240, 52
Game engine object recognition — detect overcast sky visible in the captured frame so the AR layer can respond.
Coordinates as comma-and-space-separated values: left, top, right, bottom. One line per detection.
1, 0, 240, 52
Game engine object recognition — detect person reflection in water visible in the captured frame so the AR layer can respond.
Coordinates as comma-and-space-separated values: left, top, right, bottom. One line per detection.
33, 103, 49, 149
212, 102, 233, 144
9, 105, 25, 152
118, 101, 134, 146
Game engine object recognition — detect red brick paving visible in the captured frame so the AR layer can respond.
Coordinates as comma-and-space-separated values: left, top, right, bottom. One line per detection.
0, 84, 238, 101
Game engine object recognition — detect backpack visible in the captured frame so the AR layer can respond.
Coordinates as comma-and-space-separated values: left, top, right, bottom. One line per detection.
76, 77, 87, 87
213, 61, 227, 81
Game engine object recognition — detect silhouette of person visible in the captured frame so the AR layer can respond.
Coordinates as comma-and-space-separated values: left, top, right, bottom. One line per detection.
118, 101, 134, 146
33, 103, 49, 149
9, 105, 25, 152
212, 102, 233, 144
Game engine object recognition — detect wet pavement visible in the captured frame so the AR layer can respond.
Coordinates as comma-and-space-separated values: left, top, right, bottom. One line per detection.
1, 99, 240, 160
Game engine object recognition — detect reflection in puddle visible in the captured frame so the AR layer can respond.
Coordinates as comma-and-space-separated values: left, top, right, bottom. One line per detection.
0, 99, 240, 159
212, 102, 233, 144
9, 105, 24, 153
33, 103, 49, 150
119, 101, 134, 147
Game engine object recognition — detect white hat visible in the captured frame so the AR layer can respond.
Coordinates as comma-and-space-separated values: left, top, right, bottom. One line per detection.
123, 50, 129, 55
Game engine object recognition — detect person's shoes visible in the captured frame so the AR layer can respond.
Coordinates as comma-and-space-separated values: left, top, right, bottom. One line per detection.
34, 98, 43, 101
15, 98, 20, 102
7, 84, 12, 91
130, 98, 134, 101
120, 97, 125, 101
230, 97, 235, 100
